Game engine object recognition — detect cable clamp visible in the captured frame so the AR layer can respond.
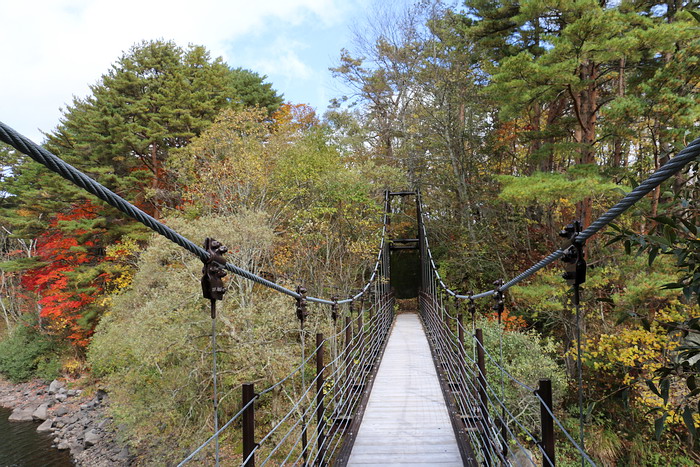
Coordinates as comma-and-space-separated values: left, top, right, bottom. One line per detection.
492, 280, 505, 318
331, 296, 339, 322
296, 285, 308, 323
559, 221, 587, 286
201, 238, 228, 317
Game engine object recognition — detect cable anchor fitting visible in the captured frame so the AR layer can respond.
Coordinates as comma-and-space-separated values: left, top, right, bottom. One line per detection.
467, 291, 476, 318
331, 296, 339, 323
559, 220, 587, 288
201, 237, 228, 318
492, 279, 505, 322
296, 285, 308, 324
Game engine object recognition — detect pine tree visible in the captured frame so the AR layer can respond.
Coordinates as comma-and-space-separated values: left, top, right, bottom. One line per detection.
5, 40, 284, 345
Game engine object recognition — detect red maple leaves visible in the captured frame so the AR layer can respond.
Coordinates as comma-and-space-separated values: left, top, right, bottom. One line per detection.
21, 201, 105, 347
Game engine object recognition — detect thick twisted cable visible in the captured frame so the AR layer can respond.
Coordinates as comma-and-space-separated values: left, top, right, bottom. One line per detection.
0, 122, 302, 298
432, 136, 700, 300
0, 121, 391, 305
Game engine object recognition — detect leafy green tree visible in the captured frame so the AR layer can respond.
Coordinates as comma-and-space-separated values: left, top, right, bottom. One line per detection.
2, 40, 285, 348
229, 67, 284, 116
45, 40, 236, 217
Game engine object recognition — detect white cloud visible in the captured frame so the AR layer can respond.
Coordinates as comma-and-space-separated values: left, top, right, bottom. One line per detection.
0, 0, 353, 143
248, 37, 314, 81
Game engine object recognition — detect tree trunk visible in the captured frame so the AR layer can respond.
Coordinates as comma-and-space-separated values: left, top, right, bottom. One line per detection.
151, 142, 161, 219
571, 60, 600, 226
531, 101, 542, 174
613, 57, 626, 167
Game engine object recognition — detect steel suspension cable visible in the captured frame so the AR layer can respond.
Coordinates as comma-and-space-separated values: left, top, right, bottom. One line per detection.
0, 114, 397, 466
0, 121, 391, 306
420, 136, 700, 300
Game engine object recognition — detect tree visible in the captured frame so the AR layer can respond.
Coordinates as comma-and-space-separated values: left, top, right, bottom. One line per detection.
19, 201, 106, 347
4, 40, 285, 348
45, 40, 236, 217
229, 67, 284, 116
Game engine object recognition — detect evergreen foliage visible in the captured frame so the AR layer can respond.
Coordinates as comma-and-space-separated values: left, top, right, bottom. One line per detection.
0, 2, 698, 462
0, 315, 66, 383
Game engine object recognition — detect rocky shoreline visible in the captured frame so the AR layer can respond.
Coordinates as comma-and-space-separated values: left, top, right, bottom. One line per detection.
0, 378, 131, 466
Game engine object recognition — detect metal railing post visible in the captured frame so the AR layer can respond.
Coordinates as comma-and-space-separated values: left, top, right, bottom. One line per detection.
345, 315, 352, 383
538, 379, 556, 466
476, 328, 492, 466
242, 383, 255, 467
458, 313, 465, 360
316, 333, 326, 465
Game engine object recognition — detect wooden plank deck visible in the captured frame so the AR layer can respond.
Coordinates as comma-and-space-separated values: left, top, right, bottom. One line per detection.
346, 312, 463, 466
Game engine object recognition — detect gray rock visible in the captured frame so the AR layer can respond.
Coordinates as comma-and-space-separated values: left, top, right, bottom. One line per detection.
84, 429, 101, 447
116, 446, 130, 460
58, 387, 67, 395
508, 448, 536, 467
57, 441, 70, 450
37, 419, 54, 433
54, 406, 69, 416
66, 389, 77, 397
55, 393, 67, 402
32, 403, 49, 421
8, 407, 34, 422
48, 379, 65, 395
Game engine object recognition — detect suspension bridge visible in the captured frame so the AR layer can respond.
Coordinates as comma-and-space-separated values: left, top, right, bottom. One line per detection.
1, 120, 699, 466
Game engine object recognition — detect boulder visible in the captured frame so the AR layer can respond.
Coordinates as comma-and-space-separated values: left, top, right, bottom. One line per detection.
8, 407, 34, 422
508, 448, 536, 467
32, 403, 49, 421
54, 406, 70, 417
37, 419, 54, 433
55, 393, 68, 402
48, 379, 65, 395
115, 446, 130, 461
84, 429, 101, 447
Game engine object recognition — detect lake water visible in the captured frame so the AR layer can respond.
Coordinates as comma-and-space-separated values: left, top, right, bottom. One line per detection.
0, 407, 73, 466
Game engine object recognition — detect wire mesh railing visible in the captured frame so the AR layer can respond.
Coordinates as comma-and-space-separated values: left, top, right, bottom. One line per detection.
418, 276, 596, 466
0, 122, 400, 466
4, 117, 698, 466
179, 286, 395, 466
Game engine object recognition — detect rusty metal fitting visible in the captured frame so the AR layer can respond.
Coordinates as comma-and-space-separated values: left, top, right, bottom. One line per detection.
296, 285, 308, 323
201, 237, 228, 302
331, 296, 339, 322
492, 280, 505, 318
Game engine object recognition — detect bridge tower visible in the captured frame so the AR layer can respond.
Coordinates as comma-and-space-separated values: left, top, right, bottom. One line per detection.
386, 190, 422, 299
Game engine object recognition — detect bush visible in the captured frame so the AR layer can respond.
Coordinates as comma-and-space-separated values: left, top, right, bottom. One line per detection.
474, 317, 567, 438
87, 213, 309, 463
0, 316, 66, 382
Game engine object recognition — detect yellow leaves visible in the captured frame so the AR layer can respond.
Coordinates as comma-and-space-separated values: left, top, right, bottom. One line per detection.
581, 313, 681, 382
16, 208, 35, 217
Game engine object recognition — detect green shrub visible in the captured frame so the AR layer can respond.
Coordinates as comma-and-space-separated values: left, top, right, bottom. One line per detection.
88, 213, 309, 464
474, 318, 567, 437
0, 317, 66, 382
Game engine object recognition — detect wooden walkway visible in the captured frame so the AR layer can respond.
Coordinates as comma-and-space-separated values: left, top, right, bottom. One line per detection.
346, 313, 463, 466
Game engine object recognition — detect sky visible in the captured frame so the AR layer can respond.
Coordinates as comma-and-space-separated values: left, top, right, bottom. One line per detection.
0, 0, 384, 144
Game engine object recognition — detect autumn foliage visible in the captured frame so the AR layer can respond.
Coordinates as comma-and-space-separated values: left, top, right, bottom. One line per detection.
20, 201, 105, 347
